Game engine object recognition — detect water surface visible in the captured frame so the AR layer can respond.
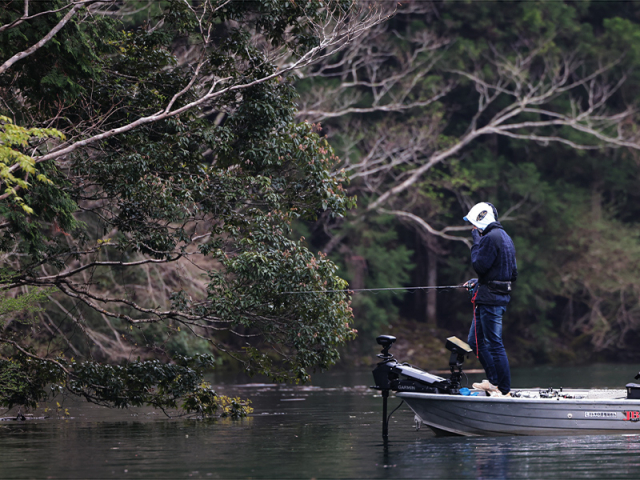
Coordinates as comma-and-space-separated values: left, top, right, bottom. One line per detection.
1, 365, 640, 479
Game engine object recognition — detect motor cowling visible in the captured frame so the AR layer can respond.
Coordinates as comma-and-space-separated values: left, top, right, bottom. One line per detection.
372, 357, 399, 391
390, 364, 450, 393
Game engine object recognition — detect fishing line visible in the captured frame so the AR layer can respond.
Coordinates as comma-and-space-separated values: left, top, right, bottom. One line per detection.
282, 285, 467, 294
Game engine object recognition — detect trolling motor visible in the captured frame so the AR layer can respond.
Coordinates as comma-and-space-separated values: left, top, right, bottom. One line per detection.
370, 335, 396, 437
371, 334, 474, 437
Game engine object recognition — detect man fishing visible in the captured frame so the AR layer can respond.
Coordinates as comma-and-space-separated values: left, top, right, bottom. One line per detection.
463, 202, 517, 397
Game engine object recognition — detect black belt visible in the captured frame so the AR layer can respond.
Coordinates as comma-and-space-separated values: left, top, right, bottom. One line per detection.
482, 281, 512, 294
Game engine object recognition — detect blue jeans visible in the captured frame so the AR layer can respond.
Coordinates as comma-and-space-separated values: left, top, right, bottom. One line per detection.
467, 304, 511, 394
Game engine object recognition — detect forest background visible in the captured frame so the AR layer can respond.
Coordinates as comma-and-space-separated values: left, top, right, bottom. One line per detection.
3, 0, 640, 414
300, 0, 640, 368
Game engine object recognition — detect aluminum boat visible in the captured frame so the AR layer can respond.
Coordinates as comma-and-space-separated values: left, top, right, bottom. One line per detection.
371, 335, 640, 437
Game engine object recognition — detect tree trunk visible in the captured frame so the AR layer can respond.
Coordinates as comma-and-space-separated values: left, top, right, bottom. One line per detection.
345, 254, 367, 290
426, 244, 437, 324
591, 181, 602, 221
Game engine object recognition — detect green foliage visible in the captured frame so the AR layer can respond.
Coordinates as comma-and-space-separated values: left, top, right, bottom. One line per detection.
0, 0, 119, 103
0, 116, 63, 213
0, 0, 360, 413
0, 352, 251, 417
327, 215, 414, 336
298, 0, 640, 361
0, 286, 56, 320
0, 355, 64, 409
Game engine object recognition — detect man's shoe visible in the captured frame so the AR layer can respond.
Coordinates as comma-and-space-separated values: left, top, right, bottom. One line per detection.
472, 380, 499, 393
489, 390, 512, 398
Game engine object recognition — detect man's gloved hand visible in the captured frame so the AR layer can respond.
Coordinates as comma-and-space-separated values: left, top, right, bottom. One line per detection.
463, 278, 478, 289
464, 278, 478, 300
471, 228, 481, 244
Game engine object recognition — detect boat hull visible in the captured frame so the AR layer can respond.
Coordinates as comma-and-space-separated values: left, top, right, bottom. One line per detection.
397, 390, 640, 436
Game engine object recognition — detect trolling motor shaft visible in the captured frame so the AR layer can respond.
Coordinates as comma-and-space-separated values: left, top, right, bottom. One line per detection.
371, 335, 397, 437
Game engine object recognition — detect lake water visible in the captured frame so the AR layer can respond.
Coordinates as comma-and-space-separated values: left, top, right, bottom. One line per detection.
2, 364, 640, 479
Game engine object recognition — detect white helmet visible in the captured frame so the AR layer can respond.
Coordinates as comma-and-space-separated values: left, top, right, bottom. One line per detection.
464, 202, 497, 231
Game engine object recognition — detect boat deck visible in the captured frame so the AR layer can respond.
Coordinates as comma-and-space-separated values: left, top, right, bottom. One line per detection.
492, 388, 629, 400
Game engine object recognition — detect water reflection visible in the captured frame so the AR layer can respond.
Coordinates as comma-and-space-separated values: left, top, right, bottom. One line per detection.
381, 433, 640, 479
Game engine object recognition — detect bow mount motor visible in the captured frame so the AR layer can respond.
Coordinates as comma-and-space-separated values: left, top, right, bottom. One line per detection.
371, 334, 474, 437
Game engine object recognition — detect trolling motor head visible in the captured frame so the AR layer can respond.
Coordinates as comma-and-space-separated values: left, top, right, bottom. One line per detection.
377, 335, 396, 360
371, 335, 398, 393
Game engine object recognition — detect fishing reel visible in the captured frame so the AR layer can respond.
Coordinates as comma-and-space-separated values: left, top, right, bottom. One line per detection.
464, 278, 478, 299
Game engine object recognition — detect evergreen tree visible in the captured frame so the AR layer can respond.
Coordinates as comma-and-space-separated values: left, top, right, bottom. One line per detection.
0, 0, 383, 412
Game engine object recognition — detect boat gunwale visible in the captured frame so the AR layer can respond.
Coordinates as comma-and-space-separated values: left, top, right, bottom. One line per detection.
396, 391, 635, 405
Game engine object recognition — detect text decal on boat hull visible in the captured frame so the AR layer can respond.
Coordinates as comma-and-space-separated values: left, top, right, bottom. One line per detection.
584, 412, 618, 419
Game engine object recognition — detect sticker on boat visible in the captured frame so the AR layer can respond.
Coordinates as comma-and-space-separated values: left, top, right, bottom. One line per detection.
585, 412, 618, 418
624, 411, 640, 421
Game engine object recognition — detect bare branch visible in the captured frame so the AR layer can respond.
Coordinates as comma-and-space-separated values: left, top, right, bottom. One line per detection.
0, 0, 76, 34
382, 209, 472, 248
1, 2, 391, 171
0, 1, 112, 75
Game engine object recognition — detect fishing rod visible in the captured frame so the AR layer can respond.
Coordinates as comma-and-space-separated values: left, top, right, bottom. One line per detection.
283, 285, 468, 294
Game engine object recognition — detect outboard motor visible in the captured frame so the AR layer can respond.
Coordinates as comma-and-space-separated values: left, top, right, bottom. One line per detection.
371, 334, 474, 437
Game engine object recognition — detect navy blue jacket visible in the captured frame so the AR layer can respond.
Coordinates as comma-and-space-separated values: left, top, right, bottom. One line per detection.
470, 222, 517, 306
